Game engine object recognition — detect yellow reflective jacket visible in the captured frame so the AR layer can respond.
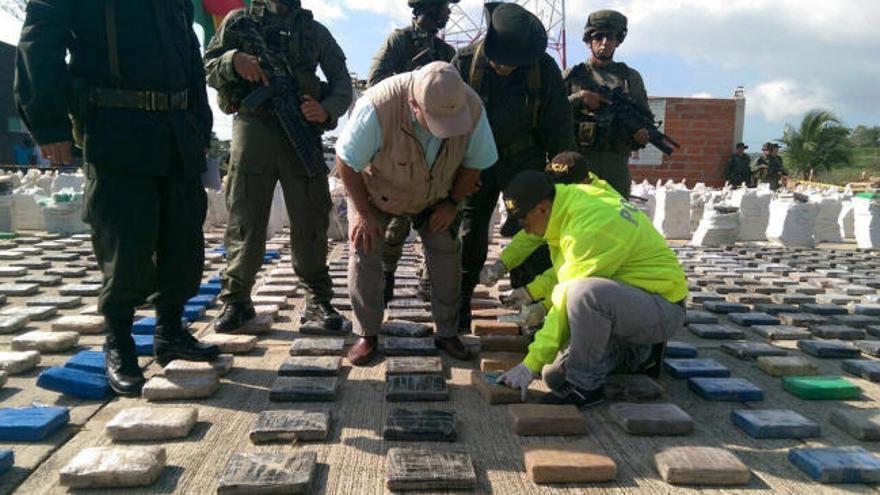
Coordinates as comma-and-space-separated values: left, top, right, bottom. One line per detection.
505, 183, 688, 373
499, 174, 615, 309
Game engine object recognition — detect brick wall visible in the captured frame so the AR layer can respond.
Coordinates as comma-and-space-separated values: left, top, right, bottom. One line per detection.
630, 97, 738, 188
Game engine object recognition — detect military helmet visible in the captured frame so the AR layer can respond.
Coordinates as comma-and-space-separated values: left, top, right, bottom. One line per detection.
408, 0, 459, 7
583, 9, 628, 43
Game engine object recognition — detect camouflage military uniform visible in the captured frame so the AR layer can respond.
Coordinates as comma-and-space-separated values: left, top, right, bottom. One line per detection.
368, 24, 456, 87
754, 155, 788, 191
204, 1, 352, 310
565, 60, 649, 199
726, 152, 752, 187
367, 23, 456, 277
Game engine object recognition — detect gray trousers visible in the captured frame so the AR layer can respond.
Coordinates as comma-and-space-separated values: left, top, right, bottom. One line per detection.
348, 200, 460, 338
382, 216, 411, 272
543, 277, 685, 391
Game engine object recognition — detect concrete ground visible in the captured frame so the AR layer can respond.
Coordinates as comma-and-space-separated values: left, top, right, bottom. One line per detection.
1, 229, 879, 494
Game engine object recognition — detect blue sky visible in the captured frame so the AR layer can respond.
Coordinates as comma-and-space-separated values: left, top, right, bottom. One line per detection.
3, 0, 879, 150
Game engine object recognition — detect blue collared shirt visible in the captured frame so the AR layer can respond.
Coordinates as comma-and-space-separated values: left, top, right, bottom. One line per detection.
336, 96, 498, 172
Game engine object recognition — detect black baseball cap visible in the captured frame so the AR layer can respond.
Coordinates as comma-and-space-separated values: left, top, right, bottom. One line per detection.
736, 142, 748, 149
499, 170, 555, 237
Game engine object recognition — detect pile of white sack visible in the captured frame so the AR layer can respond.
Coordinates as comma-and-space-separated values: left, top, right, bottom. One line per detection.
625, 178, 879, 249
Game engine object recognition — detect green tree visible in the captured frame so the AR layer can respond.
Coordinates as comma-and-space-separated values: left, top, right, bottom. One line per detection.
850, 125, 880, 147
780, 110, 853, 177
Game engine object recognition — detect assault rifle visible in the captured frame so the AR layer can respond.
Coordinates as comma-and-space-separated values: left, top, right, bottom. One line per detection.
238, 19, 325, 177
595, 85, 680, 156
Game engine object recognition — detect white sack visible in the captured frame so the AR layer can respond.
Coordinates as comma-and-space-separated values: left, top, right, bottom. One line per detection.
766, 197, 819, 248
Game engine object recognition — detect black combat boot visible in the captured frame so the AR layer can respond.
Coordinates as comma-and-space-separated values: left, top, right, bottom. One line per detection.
104, 315, 145, 397
154, 306, 221, 366
636, 342, 667, 379
300, 299, 345, 333
383, 271, 396, 307
214, 301, 257, 333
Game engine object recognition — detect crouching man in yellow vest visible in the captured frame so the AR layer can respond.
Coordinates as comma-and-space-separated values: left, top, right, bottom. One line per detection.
336, 62, 499, 365
486, 169, 687, 406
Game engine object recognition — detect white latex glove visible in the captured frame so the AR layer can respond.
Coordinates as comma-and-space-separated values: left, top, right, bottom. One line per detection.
503, 287, 533, 308
520, 302, 547, 327
497, 363, 539, 401
498, 302, 547, 328
479, 260, 508, 287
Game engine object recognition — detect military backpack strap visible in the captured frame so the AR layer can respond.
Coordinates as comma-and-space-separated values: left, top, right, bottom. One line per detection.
292, 9, 318, 68
104, 0, 121, 84
467, 41, 489, 106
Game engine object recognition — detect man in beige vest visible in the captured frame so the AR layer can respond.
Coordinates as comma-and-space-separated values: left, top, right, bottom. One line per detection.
336, 62, 498, 365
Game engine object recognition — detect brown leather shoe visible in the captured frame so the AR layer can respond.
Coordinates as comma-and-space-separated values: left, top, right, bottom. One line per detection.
434, 336, 471, 360
348, 336, 378, 366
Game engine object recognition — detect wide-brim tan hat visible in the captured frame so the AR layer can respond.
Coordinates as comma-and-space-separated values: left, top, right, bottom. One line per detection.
412, 62, 472, 139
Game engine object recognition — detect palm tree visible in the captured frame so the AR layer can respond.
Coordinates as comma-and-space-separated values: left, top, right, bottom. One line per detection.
780, 110, 852, 177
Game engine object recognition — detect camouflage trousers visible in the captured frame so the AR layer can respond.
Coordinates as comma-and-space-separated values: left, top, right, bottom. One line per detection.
220, 159, 334, 305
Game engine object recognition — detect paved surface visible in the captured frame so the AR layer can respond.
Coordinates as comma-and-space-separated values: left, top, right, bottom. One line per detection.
1, 230, 880, 493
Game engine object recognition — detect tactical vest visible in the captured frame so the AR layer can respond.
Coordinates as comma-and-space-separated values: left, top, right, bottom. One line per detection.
566, 61, 639, 153
215, 3, 322, 114
405, 27, 454, 71
465, 41, 542, 157
362, 73, 482, 216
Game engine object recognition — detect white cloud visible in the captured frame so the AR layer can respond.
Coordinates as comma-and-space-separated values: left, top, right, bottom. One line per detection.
302, 0, 345, 22
343, 0, 410, 20
560, 0, 880, 123
689, 92, 713, 99
747, 79, 831, 122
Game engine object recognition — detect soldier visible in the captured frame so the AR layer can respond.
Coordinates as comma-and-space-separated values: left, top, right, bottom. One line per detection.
15, 0, 220, 396
565, 9, 651, 199
205, 0, 353, 333
454, 2, 575, 333
367, 0, 458, 86
754, 142, 788, 190
367, 0, 459, 305
768, 143, 789, 190
725, 142, 752, 187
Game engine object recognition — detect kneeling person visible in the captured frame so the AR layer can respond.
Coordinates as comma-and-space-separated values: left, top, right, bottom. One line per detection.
490, 151, 598, 296
336, 62, 498, 365
493, 170, 687, 406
